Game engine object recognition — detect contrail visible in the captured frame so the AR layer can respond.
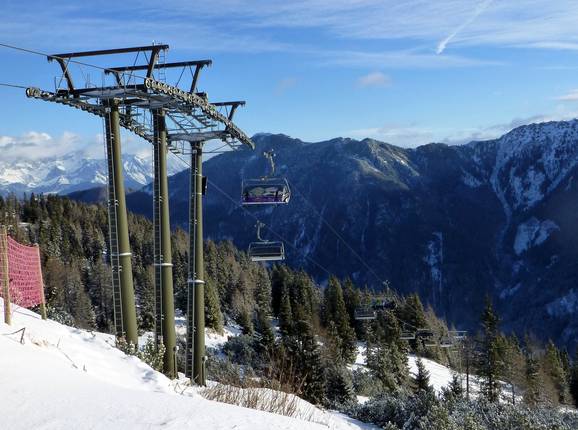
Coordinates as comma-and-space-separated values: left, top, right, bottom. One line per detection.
436, 0, 494, 54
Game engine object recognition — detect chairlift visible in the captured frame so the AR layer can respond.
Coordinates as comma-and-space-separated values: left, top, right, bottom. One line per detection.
423, 340, 438, 348
416, 329, 435, 338
450, 330, 468, 340
438, 336, 454, 348
372, 298, 396, 311
354, 306, 377, 321
400, 331, 416, 341
248, 221, 285, 262
242, 150, 291, 205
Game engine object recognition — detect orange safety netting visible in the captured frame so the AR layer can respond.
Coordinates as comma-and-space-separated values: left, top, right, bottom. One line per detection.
0, 234, 44, 308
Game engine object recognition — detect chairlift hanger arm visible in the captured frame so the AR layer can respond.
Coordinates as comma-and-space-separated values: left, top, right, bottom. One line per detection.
48, 45, 169, 60
190, 61, 212, 94
104, 60, 212, 74
212, 101, 245, 120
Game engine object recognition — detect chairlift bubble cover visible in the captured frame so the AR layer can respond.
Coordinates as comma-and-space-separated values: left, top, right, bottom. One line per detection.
241, 178, 291, 205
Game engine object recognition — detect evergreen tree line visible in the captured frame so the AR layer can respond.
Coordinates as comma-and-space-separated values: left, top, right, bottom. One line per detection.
4, 194, 578, 416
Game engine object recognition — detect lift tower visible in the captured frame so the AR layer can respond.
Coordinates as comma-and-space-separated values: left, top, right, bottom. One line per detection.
26, 45, 254, 381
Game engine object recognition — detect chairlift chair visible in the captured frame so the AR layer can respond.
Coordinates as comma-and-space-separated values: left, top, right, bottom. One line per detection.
416, 329, 435, 339
438, 336, 454, 348
354, 306, 377, 321
242, 178, 291, 205
400, 331, 416, 341
372, 298, 396, 311
248, 221, 285, 262
241, 150, 291, 205
423, 340, 438, 348
248, 241, 285, 262
450, 330, 467, 340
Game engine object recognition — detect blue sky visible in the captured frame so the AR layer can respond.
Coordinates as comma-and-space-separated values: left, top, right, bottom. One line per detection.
3, 0, 578, 158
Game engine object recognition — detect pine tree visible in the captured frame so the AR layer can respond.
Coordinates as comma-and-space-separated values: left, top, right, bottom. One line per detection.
324, 276, 356, 362
446, 373, 463, 399
544, 340, 570, 405
570, 354, 578, 408
279, 283, 293, 336
479, 298, 502, 402
414, 357, 432, 393
524, 351, 541, 406
325, 363, 355, 406
205, 278, 224, 334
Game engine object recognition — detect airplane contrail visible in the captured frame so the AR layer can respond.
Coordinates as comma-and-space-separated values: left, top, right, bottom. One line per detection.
436, 0, 494, 55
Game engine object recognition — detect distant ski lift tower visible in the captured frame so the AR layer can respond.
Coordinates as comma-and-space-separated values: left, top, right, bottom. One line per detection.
26, 44, 255, 385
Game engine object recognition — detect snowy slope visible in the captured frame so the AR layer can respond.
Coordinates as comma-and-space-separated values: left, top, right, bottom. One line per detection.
0, 300, 373, 430
352, 344, 480, 396
0, 152, 185, 196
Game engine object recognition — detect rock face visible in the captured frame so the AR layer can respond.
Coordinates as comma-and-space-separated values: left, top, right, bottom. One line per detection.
124, 121, 578, 349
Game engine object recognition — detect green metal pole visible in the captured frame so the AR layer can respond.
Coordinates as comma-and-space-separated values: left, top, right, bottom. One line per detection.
106, 100, 138, 347
191, 142, 206, 385
153, 109, 177, 378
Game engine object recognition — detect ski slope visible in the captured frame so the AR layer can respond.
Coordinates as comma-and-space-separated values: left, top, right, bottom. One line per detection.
353, 343, 480, 396
0, 300, 374, 430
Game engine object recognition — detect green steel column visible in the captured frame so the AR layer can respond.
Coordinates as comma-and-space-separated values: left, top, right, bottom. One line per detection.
191, 143, 206, 385
153, 109, 177, 378
105, 100, 138, 346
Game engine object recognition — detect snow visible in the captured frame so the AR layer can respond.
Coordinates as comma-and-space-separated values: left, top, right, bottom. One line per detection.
423, 232, 443, 304
546, 289, 578, 317
461, 170, 482, 187
0, 152, 186, 196
352, 344, 481, 397
0, 300, 371, 430
490, 120, 578, 215
513, 217, 559, 255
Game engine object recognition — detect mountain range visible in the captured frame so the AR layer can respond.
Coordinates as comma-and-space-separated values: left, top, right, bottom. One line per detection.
0, 151, 185, 196
3, 121, 578, 350
126, 122, 578, 350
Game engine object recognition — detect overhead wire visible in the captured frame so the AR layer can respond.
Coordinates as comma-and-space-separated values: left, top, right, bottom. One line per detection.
167, 151, 334, 277
0, 41, 379, 284
0, 42, 153, 83
0, 82, 29, 89
289, 181, 387, 286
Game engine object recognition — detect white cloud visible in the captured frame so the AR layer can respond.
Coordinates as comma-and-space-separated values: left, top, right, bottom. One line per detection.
555, 89, 578, 102
347, 111, 578, 147
3, 0, 578, 72
356, 72, 391, 88
436, 0, 494, 54
0, 131, 150, 162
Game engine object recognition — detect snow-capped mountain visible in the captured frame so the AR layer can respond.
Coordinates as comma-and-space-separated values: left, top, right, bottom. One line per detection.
0, 152, 185, 196
122, 120, 578, 350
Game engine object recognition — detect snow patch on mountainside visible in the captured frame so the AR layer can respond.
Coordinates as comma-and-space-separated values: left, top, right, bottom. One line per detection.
547, 289, 578, 317
424, 232, 443, 304
513, 217, 559, 255
490, 120, 578, 215
462, 170, 483, 188
0, 152, 184, 196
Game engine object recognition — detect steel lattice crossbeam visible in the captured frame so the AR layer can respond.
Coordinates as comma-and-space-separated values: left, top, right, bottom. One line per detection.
26, 44, 254, 153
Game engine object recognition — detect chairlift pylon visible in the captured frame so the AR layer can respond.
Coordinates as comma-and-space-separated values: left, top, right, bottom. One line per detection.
242, 150, 291, 205
248, 221, 285, 262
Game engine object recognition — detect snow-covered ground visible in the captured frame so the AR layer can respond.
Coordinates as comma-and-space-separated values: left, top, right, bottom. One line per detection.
0, 300, 374, 430
352, 343, 480, 396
